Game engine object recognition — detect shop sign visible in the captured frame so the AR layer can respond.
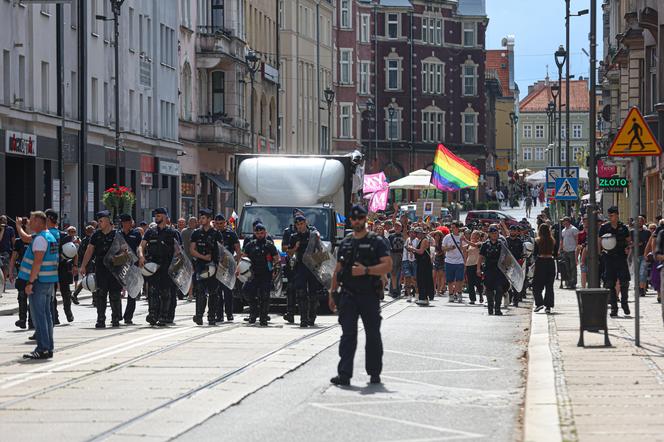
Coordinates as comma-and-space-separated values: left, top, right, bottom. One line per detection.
5, 131, 37, 157
158, 160, 181, 176
140, 172, 153, 187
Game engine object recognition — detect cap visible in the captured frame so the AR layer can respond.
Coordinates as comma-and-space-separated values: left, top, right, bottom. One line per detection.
414, 227, 424, 234
562, 216, 571, 222
608, 206, 619, 214
154, 207, 169, 216
254, 223, 266, 231
214, 214, 226, 221
96, 210, 111, 220
509, 225, 519, 231
119, 213, 133, 222
198, 208, 213, 217
488, 226, 499, 233
349, 205, 368, 219
293, 208, 305, 218
294, 214, 306, 223
139, 221, 148, 227
252, 218, 263, 227
45, 208, 58, 222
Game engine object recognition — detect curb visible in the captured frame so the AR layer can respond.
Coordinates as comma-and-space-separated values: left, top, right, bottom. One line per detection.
523, 310, 562, 442
0, 293, 93, 316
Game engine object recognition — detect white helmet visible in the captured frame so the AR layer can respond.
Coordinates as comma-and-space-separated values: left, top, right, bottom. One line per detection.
601, 233, 617, 251
523, 241, 534, 257
140, 262, 160, 277
198, 262, 217, 279
61, 242, 78, 259
237, 257, 253, 283
81, 274, 96, 292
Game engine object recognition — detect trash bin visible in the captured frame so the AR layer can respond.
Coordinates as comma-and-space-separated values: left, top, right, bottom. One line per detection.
576, 288, 611, 347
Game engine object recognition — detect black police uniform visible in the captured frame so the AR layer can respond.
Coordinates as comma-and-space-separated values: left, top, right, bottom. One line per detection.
289, 225, 323, 326
335, 231, 389, 381
168, 228, 184, 320
243, 236, 279, 325
119, 227, 142, 323
506, 233, 524, 306
89, 229, 123, 326
479, 238, 507, 315
142, 225, 180, 324
52, 231, 74, 324
13, 238, 32, 328
599, 221, 630, 314
190, 226, 220, 324
215, 227, 237, 321
72, 233, 95, 303
282, 224, 297, 321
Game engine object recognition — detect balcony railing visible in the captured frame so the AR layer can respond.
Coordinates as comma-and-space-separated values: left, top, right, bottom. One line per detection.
197, 25, 234, 38
196, 114, 251, 149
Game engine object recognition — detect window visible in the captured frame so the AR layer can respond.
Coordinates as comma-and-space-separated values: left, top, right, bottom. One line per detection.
147, 96, 152, 135
340, 104, 352, 138
462, 112, 477, 144
139, 14, 144, 53
41, 61, 49, 113
70, 0, 77, 28
422, 17, 442, 45
535, 147, 544, 161
18, 55, 25, 108
535, 124, 544, 139
462, 64, 477, 96
212, 0, 225, 29
160, 25, 175, 66
422, 61, 443, 94
523, 147, 532, 161
103, 82, 109, 125
573, 146, 584, 160
340, 49, 352, 84
2, 50, 9, 105
386, 108, 401, 140
387, 58, 399, 90
463, 22, 475, 47
129, 89, 135, 131
91, 77, 98, 123
129, 8, 135, 51
560, 148, 567, 162
523, 124, 532, 138
421, 110, 444, 142
90, 0, 99, 35
182, 63, 192, 120
359, 61, 370, 95
211, 71, 225, 115
572, 124, 582, 139
561, 124, 567, 140
387, 13, 399, 38
360, 14, 370, 43
146, 17, 152, 56
279, 1, 284, 30
340, 0, 350, 28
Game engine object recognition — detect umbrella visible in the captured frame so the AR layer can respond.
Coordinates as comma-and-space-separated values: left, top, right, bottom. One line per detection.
516, 168, 533, 176
524, 168, 589, 185
388, 169, 437, 190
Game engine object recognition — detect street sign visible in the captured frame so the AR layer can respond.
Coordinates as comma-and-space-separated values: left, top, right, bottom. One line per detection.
608, 107, 662, 156
554, 177, 579, 200
546, 166, 579, 188
598, 175, 628, 193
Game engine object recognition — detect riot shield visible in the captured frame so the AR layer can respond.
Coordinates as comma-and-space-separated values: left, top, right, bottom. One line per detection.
169, 242, 194, 296
270, 265, 283, 298
102, 233, 144, 299
498, 242, 525, 292
302, 232, 336, 288
215, 243, 237, 290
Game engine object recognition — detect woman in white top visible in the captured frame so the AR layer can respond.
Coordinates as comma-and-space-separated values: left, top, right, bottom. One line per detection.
402, 229, 419, 302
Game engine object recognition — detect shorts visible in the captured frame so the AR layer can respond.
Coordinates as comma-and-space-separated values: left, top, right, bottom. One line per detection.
445, 263, 465, 282
402, 260, 416, 278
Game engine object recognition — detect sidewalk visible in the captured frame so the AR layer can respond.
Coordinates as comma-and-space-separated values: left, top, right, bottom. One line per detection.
0, 285, 93, 316
524, 286, 664, 442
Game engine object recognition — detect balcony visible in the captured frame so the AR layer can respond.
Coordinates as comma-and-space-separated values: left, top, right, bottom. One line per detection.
196, 114, 251, 150
196, 27, 244, 69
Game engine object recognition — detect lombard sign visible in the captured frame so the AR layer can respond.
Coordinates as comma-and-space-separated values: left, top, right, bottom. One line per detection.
5, 131, 37, 157
158, 159, 181, 176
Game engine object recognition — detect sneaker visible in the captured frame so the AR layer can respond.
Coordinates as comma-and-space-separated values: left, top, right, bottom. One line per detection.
469, 301, 475, 305
416, 299, 429, 306
248, 316, 257, 325
283, 313, 295, 323
299, 322, 307, 328
66, 313, 74, 323
259, 320, 268, 327
111, 321, 120, 327
330, 375, 350, 386
226, 314, 234, 321
448, 295, 455, 303
534, 305, 544, 312
22, 350, 50, 360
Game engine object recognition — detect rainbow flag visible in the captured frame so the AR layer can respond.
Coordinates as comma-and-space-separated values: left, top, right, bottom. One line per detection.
430, 144, 480, 191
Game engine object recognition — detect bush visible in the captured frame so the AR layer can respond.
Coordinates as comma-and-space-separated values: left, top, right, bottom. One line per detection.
487, 201, 500, 210
475, 202, 488, 210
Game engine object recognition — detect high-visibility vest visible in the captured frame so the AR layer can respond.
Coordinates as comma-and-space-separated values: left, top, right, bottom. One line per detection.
18, 230, 59, 283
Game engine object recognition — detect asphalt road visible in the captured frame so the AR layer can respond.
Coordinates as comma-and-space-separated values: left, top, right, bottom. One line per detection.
179, 296, 532, 442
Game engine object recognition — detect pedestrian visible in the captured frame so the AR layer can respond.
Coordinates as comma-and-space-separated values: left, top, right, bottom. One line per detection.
72, 225, 95, 305
180, 216, 198, 302
402, 228, 418, 302
644, 222, 659, 297
118, 214, 142, 325
430, 230, 446, 297
177, 217, 186, 231
216, 215, 240, 321
53, 225, 78, 324
410, 227, 434, 306
505, 224, 524, 306
9, 233, 32, 329
241, 223, 280, 326
599, 206, 631, 317
559, 217, 579, 289
442, 221, 466, 303
328, 205, 391, 386
387, 221, 405, 298
18, 211, 58, 359
635, 216, 651, 297
188, 209, 220, 326
476, 225, 506, 315
654, 221, 664, 303
525, 193, 533, 218
288, 213, 323, 327
578, 216, 589, 289
532, 223, 556, 313
282, 210, 302, 323
538, 187, 545, 205
0, 214, 16, 292
496, 189, 505, 209
464, 229, 484, 305
212, 214, 235, 323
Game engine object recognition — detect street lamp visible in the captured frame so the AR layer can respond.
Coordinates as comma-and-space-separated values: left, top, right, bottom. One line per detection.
365, 99, 375, 161
323, 87, 335, 155
587, 0, 599, 288
245, 50, 261, 152
554, 46, 566, 169
509, 111, 519, 172
546, 100, 556, 165
388, 106, 396, 164
96, 0, 126, 188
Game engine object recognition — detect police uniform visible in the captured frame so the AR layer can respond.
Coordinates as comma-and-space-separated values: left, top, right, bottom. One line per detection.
190, 210, 220, 325
214, 215, 236, 322
599, 209, 630, 316
282, 223, 297, 322
88, 215, 123, 327
53, 231, 76, 324
506, 227, 524, 306
72, 231, 95, 304
242, 226, 279, 325
119, 215, 142, 324
142, 212, 180, 325
479, 237, 507, 315
333, 205, 388, 384
289, 216, 323, 327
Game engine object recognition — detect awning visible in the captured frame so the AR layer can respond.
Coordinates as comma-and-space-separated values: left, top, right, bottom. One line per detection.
202, 173, 233, 192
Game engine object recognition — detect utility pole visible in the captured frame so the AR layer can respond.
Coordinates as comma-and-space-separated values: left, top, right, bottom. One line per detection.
79, 0, 88, 229
56, 3, 64, 225
565, 0, 571, 216
113, 2, 121, 185
275, 0, 280, 152
587, 0, 599, 288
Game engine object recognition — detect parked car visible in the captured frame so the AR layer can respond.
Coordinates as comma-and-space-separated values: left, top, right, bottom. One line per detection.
464, 210, 520, 228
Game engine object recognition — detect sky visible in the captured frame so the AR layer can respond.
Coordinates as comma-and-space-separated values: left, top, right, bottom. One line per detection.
485, 0, 603, 93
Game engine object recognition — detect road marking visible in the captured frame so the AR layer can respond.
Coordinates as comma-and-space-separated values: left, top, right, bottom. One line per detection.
382, 368, 500, 373
384, 349, 499, 370
380, 375, 508, 395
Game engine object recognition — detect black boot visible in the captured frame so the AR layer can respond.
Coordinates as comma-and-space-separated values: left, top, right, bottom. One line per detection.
297, 290, 309, 327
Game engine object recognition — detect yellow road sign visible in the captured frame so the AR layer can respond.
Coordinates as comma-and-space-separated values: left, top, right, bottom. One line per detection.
608, 107, 662, 156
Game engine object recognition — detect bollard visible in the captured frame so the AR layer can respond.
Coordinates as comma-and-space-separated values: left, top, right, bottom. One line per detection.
576, 288, 611, 347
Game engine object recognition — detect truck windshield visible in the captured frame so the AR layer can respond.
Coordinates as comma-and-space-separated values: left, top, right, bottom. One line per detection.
239, 207, 330, 241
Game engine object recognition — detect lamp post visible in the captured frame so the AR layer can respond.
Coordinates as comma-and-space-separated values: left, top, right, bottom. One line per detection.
546, 100, 556, 166
324, 87, 335, 154
388, 106, 396, 164
96, 0, 126, 186
554, 46, 567, 169
509, 112, 519, 172
365, 99, 375, 162
245, 50, 261, 152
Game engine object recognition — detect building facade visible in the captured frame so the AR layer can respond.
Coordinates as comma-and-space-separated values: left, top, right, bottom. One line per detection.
0, 0, 181, 225
333, 0, 489, 200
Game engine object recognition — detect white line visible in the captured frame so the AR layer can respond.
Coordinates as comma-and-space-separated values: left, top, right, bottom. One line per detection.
384, 349, 499, 370
311, 399, 418, 407
382, 368, 501, 374
380, 375, 509, 395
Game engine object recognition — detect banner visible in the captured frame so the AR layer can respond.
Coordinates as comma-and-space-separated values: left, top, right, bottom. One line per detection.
363, 172, 389, 212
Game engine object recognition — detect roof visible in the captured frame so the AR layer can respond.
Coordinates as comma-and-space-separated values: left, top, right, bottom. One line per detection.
486, 50, 512, 97
457, 0, 486, 16
519, 79, 589, 112
380, 0, 413, 7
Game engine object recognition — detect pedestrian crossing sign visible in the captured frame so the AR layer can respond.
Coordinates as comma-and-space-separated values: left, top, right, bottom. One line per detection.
554, 177, 579, 200
608, 107, 662, 156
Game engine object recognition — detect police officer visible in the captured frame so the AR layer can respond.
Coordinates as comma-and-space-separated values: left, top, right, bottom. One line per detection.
281, 209, 304, 323
211, 214, 234, 322
118, 214, 142, 325
242, 223, 280, 326
598, 206, 631, 317
138, 208, 180, 326
288, 213, 322, 327
328, 205, 391, 386
72, 225, 95, 305
476, 225, 506, 316
54, 223, 78, 323
506, 225, 524, 307
215, 214, 241, 321
189, 209, 219, 325
80, 211, 123, 328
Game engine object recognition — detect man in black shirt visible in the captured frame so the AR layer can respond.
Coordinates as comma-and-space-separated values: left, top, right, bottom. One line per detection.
387, 222, 405, 298
281, 209, 304, 323
215, 215, 241, 320
242, 223, 280, 325
477, 225, 507, 316
189, 209, 219, 325
506, 225, 524, 306
598, 206, 631, 317
288, 214, 322, 327
72, 225, 95, 304
119, 214, 142, 324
